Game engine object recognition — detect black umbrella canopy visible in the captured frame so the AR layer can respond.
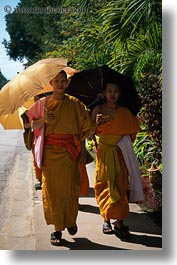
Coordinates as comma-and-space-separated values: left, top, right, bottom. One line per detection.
66, 65, 142, 116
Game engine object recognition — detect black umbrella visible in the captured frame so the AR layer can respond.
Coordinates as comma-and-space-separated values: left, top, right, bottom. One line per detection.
66, 65, 142, 116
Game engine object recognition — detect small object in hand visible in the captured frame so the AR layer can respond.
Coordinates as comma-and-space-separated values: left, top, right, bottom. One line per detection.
96, 113, 104, 124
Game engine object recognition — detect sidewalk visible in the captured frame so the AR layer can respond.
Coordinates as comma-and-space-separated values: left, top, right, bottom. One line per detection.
0, 152, 162, 250
34, 162, 162, 250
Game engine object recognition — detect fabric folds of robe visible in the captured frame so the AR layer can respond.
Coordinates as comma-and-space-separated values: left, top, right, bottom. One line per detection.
45, 133, 89, 196
28, 97, 46, 168
117, 135, 144, 202
95, 144, 129, 221
31, 143, 42, 181
96, 134, 122, 203
30, 94, 92, 231
45, 134, 81, 161
79, 163, 90, 196
94, 106, 140, 221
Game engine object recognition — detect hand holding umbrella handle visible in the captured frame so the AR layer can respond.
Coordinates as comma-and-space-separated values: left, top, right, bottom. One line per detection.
32, 110, 53, 129
96, 114, 111, 125
40, 100, 54, 123
44, 109, 54, 122
96, 113, 104, 125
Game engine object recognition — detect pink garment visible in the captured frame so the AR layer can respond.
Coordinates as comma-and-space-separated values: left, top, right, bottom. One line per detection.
27, 97, 46, 168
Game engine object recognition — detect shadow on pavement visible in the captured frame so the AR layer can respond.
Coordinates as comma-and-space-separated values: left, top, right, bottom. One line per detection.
60, 237, 125, 250
79, 204, 100, 214
125, 212, 162, 235
115, 233, 162, 248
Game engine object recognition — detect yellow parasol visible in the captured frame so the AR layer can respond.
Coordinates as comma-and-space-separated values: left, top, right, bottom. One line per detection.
0, 58, 78, 116
0, 107, 27, 130
23, 83, 54, 108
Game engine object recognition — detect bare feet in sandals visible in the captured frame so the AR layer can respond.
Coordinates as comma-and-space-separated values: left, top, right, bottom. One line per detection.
67, 225, 78, 235
102, 220, 113, 234
113, 220, 131, 239
50, 231, 62, 246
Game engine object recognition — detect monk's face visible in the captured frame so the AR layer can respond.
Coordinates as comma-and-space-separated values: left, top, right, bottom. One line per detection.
50, 72, 68, 94
104, 83, 120, 103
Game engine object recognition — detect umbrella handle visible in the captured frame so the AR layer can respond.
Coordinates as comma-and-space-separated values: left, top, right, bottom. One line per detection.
87, 93, 104, 108
98, 67, 104, 88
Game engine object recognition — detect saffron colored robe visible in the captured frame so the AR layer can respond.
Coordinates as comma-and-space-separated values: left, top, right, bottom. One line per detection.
30, 94, 92, 231
31, 143, 42, 181
94, 106, 140, 221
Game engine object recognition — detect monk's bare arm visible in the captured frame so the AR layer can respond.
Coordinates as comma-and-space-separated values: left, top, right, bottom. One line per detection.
31, 109, 54, 130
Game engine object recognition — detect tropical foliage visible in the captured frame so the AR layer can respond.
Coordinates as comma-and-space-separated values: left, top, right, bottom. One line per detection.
2, 0, 63, 62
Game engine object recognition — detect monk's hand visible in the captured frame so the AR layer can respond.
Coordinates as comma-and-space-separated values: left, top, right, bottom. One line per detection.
96, 113, 111, 125
96, 113, 110, 125
45, 110, 54, 122
96, 113, 104, 125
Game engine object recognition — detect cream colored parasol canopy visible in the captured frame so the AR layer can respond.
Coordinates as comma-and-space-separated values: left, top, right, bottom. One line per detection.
0, 107, 27, 130
0, 58, 77, 116
0, 88, 54, 130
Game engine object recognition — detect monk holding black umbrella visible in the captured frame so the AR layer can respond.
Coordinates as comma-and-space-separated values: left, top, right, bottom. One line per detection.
91, 81, 144, 240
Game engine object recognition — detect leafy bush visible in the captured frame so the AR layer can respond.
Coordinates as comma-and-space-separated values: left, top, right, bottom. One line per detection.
133, 125, 157, 168
86, 139, 96, 161
134, 73, 162, 218
137, 73, 162, 165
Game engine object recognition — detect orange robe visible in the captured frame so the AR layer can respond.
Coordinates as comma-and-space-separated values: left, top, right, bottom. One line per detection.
79, 163, 90, 196
34, 94, 92, 231
31, 143, 42, 181
94, 106, 140, 221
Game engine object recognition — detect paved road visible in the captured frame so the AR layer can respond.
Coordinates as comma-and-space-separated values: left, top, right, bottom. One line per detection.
0, 126, 162, 250
0, 125, 35, 249
0, 126, 25, 204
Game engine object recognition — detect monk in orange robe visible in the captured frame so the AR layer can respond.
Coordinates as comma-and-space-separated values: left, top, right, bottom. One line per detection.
91, 82, 140, 239
30, 70, 92, 246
